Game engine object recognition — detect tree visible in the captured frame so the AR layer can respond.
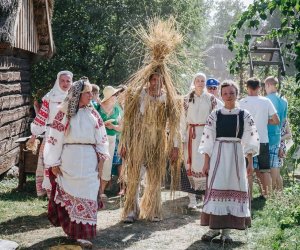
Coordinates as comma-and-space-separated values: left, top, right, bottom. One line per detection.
31, 0, 209, 99
225, 0, 300, 81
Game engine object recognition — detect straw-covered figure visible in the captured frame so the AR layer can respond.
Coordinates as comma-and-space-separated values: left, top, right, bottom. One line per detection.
120, 17, 183, 223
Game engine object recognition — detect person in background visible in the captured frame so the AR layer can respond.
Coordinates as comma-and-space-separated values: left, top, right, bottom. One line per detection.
111, 86, 126, 195
199, 80, 260, 243
206, 78, 223, 109
94, 86, 122, 200
264, 76, 288, 191
28, 70, 73, 198
279, 119, 292, 167
182, 72, 216, 209
239, 77, 279, 199
91, 83, 101, 108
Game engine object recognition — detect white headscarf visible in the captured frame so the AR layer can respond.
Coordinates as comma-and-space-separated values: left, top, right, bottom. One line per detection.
48, 70, 73, 102
189, 72, 206, 91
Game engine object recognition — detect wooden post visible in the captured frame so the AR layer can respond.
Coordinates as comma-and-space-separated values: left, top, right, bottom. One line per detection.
17, 142, 26, 190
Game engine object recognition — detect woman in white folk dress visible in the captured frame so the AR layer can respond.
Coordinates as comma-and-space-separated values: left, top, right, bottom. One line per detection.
43, 79, 109, 248
183, 72, 216, 209
199, 80, 260, 243
28, 70, 73, 197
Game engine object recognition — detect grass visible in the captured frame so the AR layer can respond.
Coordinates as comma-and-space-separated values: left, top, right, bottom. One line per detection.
249, 182, 300, 250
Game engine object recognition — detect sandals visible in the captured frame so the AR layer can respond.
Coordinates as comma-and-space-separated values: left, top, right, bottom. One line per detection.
201, 230, 221, 242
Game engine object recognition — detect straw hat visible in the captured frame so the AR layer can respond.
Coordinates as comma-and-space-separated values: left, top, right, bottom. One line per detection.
101, 86, 120, 103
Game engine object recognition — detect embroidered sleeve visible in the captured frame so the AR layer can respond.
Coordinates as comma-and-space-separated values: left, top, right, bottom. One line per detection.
242, 111, 260, 156
31, 98, 50, 136
43, 111, 67, 168
91, 108, 110, 159
198, 110, 217, 157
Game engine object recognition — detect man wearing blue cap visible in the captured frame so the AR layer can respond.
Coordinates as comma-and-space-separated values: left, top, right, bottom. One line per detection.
206, 78, 223, 109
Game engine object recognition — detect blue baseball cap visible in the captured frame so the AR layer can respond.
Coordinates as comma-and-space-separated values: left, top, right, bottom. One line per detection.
206, 78, 219, 87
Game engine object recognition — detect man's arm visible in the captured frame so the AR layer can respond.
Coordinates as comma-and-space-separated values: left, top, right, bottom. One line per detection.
268, 113, 280, 125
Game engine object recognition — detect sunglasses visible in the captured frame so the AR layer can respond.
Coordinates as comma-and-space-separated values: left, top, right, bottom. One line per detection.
207, 86, 217, 90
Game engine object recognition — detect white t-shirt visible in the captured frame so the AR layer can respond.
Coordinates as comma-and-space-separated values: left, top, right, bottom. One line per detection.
239, 95, 277, 143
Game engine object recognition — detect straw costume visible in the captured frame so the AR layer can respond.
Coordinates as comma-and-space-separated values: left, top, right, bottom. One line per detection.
120, 17, 183, 221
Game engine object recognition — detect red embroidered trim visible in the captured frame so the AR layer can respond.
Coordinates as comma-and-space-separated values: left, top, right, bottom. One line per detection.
51, 111, 65, 132
55, 185, 97, 224
51, 120, 65, 132
208, 189, 248, 203
33, 117, 46, 126
91, 109, 104, 128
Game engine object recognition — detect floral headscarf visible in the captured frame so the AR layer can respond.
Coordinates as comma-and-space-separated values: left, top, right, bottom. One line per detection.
60, 79, 92, 119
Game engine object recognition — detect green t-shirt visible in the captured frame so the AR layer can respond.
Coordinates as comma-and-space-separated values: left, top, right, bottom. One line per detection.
93, 103, 121, 136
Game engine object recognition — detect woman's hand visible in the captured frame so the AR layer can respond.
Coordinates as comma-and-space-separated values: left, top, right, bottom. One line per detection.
201, 153, 210, 177
278, 148, 285, 158
27, 135, 36, 145
105, 122, 115, 129
202, 162, 209, 177
51, 166, 62, 177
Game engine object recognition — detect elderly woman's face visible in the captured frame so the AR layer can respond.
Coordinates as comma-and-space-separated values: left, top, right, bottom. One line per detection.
80, 91, 93, 106
194, 76, 205, 90
59, 74, 72, 92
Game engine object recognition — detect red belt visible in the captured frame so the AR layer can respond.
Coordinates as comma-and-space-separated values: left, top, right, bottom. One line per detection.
187, 123, 205, 175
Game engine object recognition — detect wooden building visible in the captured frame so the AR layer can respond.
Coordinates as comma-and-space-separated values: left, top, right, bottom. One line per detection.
0, 0, 54, 175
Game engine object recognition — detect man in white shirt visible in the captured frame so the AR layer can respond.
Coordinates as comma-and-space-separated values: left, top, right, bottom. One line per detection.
239, 77, 279, 199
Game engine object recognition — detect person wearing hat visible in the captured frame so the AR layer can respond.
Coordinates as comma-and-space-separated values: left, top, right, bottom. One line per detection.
93, 86, 123, 200
206, 78, 224, 109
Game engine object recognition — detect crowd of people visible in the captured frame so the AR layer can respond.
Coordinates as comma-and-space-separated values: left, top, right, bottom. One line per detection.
27, 68, 290, 247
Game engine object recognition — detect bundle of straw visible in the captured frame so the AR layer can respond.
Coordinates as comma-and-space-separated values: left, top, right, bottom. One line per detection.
120, 17, 183, 220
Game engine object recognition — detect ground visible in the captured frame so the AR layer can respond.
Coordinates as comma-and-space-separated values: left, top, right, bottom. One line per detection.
1, 185, 250, 250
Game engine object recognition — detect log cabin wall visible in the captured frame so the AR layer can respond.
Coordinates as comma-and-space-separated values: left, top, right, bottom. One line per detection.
0, 0, 54, 175
0, 48, 32, 175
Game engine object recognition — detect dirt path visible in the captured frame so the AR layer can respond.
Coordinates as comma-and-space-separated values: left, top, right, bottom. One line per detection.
5, 191, 249, 249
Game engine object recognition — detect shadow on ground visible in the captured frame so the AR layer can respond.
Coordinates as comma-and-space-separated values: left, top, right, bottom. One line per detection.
187, 239, 246, 250
29, 195, 201, 249
0, 213, 50, 236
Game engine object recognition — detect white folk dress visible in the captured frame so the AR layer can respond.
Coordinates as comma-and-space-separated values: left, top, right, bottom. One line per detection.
31, 88, 67, 197
44, 107, 109, 227
199, 107, 259, 229
183, 92, 216, 191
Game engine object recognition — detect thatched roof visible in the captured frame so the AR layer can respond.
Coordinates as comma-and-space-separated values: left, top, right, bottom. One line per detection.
0, 0, 54, 57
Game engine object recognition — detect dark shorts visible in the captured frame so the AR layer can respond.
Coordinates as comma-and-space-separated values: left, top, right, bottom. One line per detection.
253, 143, 270, 172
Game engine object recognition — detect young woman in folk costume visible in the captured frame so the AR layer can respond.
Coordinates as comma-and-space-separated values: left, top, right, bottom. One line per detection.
120, 18, 183, 223
183, 72, 216, 209
28, 71, 73, 197
199, 81, 260, 243
43, 80, 109, 248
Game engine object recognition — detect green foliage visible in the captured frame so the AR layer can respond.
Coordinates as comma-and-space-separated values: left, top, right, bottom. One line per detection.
31, 0, 208, 100
251, 183, 300, 250
225, 0, 300, 82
